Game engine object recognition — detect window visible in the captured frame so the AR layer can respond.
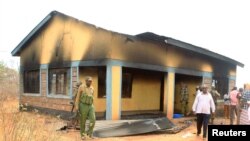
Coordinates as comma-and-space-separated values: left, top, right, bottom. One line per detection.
98, 67, 106, 98
98, 67, 133, 98
23, 70, 40, 93
49, 68, 70, 95
122, 72, 133, 98
212, 77, 228, 98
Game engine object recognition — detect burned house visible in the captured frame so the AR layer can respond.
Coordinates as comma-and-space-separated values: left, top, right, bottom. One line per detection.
11, 11, 244, 120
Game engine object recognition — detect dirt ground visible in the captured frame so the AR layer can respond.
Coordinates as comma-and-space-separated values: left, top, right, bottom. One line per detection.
0, 97, 231, 141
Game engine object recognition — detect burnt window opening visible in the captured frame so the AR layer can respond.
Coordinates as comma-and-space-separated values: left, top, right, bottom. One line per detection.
23, 70, 40, 93
98, 67, 106, 98
212, 77, 229, 98
122, 72, 133, 98
98, 67, 133, 98
49, 68, 70, 95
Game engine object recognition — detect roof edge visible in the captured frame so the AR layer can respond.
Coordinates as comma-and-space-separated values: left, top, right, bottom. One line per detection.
136, 32, 244, 68
166, 38, 244, 68
11, 12, 244, 68
11, 11, 58, 56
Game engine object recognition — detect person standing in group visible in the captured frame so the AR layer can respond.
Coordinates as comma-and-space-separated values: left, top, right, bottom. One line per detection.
192, 85, 216, 139
210, 86, 220, 124
239, 88, 250, 124
229, 86, 239, 125
247, 101, 250, 124
242, 88, 250, 109
74, 76, 96, 140
223, 93, 230, 119
236, 88, 243, 124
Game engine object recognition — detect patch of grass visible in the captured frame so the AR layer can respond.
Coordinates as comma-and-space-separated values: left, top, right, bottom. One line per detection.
0, 93, 65, 141
0, 63, 65, 141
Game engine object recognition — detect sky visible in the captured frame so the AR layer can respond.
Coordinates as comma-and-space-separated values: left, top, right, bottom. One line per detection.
0, 0, 249, 87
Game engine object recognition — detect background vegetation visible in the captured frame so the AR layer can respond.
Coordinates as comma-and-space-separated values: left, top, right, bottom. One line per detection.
0, 61, 66, 141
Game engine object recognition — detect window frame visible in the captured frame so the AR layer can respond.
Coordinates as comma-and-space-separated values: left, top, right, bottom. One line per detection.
97, 67, 133, 99
23, 69, 40, 94
48, 68, 70, 97
121, 72, 133, 98
98, 67, 106, 98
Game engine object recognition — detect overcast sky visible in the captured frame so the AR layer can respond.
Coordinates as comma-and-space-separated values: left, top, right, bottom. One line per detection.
0, 0, 249, 87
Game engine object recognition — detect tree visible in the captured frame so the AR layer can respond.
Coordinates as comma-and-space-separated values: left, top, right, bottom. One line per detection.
0, 61, 19, 96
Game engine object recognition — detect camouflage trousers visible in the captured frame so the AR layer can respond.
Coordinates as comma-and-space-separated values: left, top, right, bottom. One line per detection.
79, 102, 96, 137
181, 102, 188, 116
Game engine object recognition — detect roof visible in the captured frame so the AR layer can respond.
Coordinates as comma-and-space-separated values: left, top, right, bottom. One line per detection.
136, 32, 244, 67
11, 11, 57, 56
11, 11, 244, 68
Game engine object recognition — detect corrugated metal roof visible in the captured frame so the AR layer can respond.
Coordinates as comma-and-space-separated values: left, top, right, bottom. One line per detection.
11, 11, 244, 68
136, 32, 244, 67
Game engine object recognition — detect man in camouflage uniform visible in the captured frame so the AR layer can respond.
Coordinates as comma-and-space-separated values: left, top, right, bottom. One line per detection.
210, 86, 220, 124
75, 76, 96, 140
180, 83, 189, 116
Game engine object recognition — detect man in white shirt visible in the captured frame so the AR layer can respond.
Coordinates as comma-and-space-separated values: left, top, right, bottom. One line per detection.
192, 85, 216, 139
